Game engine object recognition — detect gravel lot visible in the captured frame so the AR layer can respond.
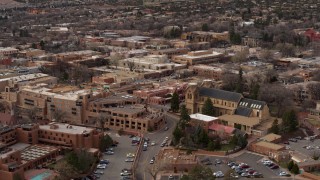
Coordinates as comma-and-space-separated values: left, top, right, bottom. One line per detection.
98, 132, 138, 180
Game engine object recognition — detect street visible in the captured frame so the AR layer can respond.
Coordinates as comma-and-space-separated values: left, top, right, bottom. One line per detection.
135, 112, 179, 180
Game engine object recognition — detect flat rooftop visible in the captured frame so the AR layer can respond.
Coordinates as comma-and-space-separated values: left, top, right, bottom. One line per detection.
39, 123, 94, 134
0, 73, 49, 83
190, 113, 218, 122
21, 144, 59, 163
260, 133, 281, 142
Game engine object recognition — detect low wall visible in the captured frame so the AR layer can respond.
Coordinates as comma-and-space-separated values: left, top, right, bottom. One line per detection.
301, 171, 320, 180
195, 149, 226, 156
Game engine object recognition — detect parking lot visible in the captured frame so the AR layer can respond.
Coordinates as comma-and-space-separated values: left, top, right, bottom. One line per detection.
198, 152, 293, 179
285, 138, 320, 157
98, 132, 138, 180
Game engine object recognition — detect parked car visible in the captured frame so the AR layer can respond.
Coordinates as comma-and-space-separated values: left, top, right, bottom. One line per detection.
96, 164, 106, 169
94, 170, 104, 175
120, 172, 132, 176
164, 127, 169, 131
151, 141, 156, 146
204, 161, 213, 165
126, 153, 135, 158
106, 148, 114, 152
104, 151, 114, 155
150, 159, 154, 164
270, 165, 279, 169
129, 135, 135, 138
99, 159, 109, 164
295, 136, 302, 140
284, 141, 289, 144
168, 175, 174, 179
289, 138, 297, 142
279, 171, 291, 177
215, 159, 222, 164
241, 173, 250, 177
125, 158, 134, 162
230, 173, 239, 178
213, 171, 224, 178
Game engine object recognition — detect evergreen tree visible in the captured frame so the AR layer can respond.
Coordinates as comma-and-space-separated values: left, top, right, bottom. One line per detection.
291, 164, 299, 174
269, 119, 279, 134
173, 126, 183, 145
236, 68, 244, 93
180, 105, 190, 130
282, 110, 298, 132
208, 141, 215, 151
250, 84, 260, 100
201, 98, 214, 116
202, 23, 209, 31
287, 160, 294, 171
171, 92, 180, 112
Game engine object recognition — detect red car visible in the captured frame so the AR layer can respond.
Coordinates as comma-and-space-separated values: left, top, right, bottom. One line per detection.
248, 170, 256, 175
270, 165, 279, 169
240, 165, 250, 169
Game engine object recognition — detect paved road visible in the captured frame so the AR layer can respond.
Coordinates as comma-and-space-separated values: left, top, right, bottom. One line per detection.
135, 112, 179, 180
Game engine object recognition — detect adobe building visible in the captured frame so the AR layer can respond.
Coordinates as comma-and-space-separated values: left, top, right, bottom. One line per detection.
189, 113, 218, 132
172, 50, 224, 65
157, 148, 198, 172
150, 48, 189, 59
191, 65, 223, 80
0, 123, 102, 180
248, 141, 285, 157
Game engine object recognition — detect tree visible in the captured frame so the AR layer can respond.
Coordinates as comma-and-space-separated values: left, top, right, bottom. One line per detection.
307, 82, 320, 100
109, 53, 123, 69
52, 109, 66, 123
182, 165, 215, 180
291, 163, 299, 174
259, 85, 293, 117
99, 135, 113, 152
40, 40, 45, 50
287, 160, 294, 171
173, 125, 183, 145
66, 150, 95, 173
269, 119, 279, 134
235, 68, 244, 93
276, 43, 296, 57
127, 61, 135, 71
282, 110, 298, 132
171, 92, 180, 113
55, 160, 77, 180
180, 105, 190, 130
232, 50, 248, 63
26, 107, 38, 123
201, 23, 209, 31
201, 98, 214, 116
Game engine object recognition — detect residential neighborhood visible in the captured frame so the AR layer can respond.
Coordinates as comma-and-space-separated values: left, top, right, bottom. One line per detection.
0, 0, 320, 180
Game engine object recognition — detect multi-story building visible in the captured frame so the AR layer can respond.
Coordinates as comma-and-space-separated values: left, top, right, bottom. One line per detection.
185, 82, 270, 134
2, 84, 107, 124
0, 47, 19, 57
172, 50, 224, 65
0, 73, 57, 92
150, 48, 189, 59
181, 31, 230, 43
0, 123, 102, 180
133, 82, 188, 105
191, 65, 223, 80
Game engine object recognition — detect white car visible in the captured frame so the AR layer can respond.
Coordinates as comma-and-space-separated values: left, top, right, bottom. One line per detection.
151, 141, 156, 146
150, 159, 154, 164
125, 158, 134, 162
213, 171, 224, 178
97, 164, 106, 169
279, 171, 289, 176
120, 172, 132, 176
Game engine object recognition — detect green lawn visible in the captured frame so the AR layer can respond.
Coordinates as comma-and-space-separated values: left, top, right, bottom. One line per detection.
220, 144, 236, 151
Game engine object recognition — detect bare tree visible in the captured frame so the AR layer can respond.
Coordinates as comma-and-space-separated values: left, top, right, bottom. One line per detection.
259, 85, 293, 117
146, 160, 165, 180
232, 50, 249, 64
307, 82, 320, 100
52, 109, 66, 123
96, 113, 111, 131
259, 49, 274, 62
110, 53, 124, 69
26, 107, 39, 123
276, 43, 296, 57
127, 61, 136, 72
